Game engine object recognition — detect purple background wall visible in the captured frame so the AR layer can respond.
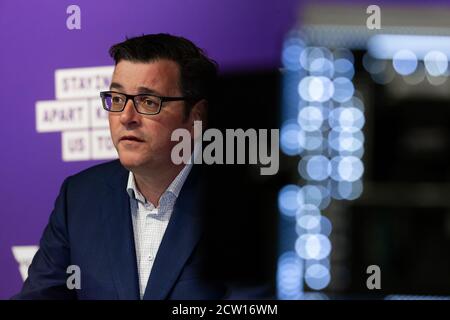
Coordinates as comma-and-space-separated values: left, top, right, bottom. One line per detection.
2, 0, 450, 299
0, 0, 301, 299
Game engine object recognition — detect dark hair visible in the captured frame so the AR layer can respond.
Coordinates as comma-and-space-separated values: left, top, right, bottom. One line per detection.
109, 33, 218, 117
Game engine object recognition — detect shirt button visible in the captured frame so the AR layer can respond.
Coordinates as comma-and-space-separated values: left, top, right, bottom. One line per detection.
148, 255, 154, 261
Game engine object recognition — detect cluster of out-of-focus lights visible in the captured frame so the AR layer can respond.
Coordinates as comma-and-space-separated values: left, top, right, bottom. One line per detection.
392, 49, 418, 76
278, 34, 365, 299
364, 34, 450, 85
277, 252, 303, 299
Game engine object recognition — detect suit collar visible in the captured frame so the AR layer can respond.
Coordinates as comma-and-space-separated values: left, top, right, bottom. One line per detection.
102, 163, 140, 299
101, 161, 204, 300
143, 164, 204, 299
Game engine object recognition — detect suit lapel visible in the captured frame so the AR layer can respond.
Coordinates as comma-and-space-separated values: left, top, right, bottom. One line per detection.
102, 164, 140, 300
143, 165, 204, 300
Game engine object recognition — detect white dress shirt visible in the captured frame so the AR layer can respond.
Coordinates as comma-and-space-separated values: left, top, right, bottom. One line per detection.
126, 163, 192, 299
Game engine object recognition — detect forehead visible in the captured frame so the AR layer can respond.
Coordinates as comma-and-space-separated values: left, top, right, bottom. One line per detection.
111, 59, 181, 94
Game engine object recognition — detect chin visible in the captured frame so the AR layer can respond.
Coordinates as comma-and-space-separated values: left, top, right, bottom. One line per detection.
117, 153, 147, 171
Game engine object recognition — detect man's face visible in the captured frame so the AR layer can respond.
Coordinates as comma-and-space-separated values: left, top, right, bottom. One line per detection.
108, 59, 192, 172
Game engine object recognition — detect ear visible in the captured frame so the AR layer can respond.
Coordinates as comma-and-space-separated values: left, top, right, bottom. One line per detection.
188, 99, 208, 135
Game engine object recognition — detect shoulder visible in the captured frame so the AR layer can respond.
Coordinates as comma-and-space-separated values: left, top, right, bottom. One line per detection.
65, 159, 128, 191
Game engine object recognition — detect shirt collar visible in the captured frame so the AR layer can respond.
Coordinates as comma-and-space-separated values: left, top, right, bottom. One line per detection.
126, 163, 193, 205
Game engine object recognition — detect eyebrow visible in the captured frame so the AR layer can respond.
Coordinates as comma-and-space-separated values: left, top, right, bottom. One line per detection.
109, 82, 162, 96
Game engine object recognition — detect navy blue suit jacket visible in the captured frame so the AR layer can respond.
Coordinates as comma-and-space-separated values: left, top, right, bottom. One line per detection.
13, 160, 228, 300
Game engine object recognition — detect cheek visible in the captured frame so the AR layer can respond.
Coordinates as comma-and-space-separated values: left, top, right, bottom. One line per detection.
147, 124, 173, 147
144, 120, 188, 152
146, 114, 185, 137
108, 118, 120, 141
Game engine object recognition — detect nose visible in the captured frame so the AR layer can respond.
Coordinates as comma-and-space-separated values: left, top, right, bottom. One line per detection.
119, 99, 141, 128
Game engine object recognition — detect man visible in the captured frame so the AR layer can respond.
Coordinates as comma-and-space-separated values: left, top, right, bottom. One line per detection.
13, 33, 227, 299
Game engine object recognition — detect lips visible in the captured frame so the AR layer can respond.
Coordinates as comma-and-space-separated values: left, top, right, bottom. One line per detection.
120, 135, 144, 142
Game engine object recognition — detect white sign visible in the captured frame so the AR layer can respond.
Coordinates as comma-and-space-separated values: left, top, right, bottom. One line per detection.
55, 66, 114, 100
89, 98, 109, 129
62, 130, 91, 161
36, 66, 118, 162
11, 246, 39, 281
91, 129, 118, 160
36, 100, 89, 132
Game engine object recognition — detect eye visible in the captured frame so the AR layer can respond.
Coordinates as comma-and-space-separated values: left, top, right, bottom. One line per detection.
112, 95, 124, 104
144, 99, 156, 106
139, 96, 159, 107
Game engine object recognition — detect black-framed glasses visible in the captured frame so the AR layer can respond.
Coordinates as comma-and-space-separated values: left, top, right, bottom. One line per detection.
100, 91, 189, 115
